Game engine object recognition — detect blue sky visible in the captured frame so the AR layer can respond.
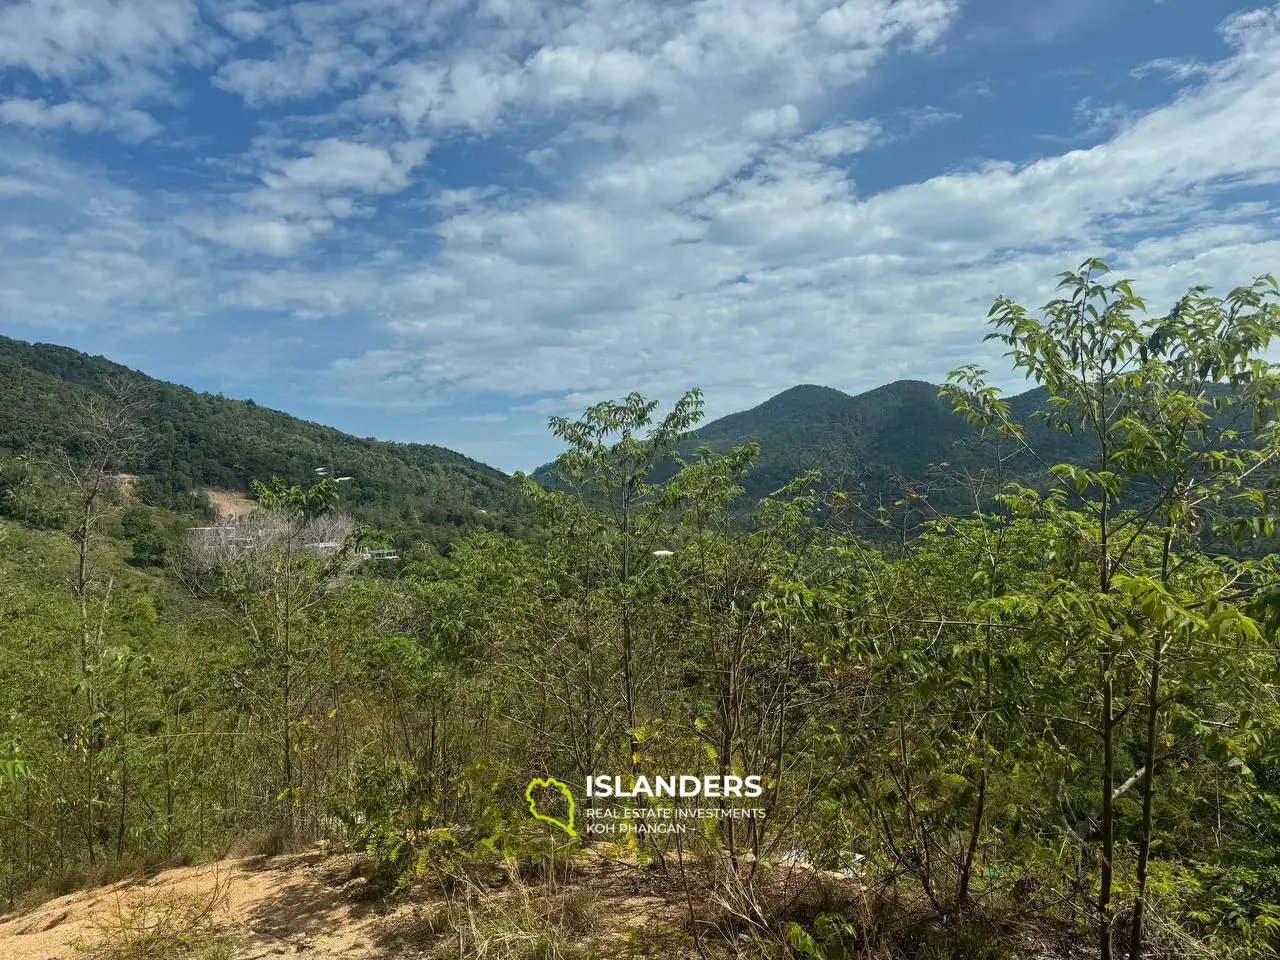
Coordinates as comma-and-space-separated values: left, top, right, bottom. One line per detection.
1, 0, 1278, 471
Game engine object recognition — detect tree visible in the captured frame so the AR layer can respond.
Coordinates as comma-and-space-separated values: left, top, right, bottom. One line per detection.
184, 478, 357, 840
49, 380, 150, 864
520, 391, 704, 813
945, 261, 1280, 959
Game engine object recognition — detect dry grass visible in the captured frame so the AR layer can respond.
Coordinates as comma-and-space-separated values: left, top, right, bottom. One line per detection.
72, 866, 235, 960
223, 825, 294, 860
11, 852, 197, 916
380, 859, 604, 960
0, 845, 1045, 960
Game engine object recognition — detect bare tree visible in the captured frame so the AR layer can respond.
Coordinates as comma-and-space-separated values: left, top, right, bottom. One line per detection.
182, 510, 357, 586
47, 378, 150, 863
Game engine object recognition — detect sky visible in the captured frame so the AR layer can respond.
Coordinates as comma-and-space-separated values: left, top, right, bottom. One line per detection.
2, 0, 1279, 472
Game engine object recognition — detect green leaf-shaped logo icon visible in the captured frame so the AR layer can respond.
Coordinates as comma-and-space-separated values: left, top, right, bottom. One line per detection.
525, 776, 577, 837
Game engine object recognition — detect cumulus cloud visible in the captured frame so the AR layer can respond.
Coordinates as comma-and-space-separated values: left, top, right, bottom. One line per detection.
188, 215, 333, 256
801, 119, 884, 157
0, 0, 205, 81
320, 2, 1280, 430
218, 7, 272, 40
743, 104, 802, 139
0, 0, 219, 137
263, 139, 430, 194
188, 138, 430, 253
0, 141, 210, 333
0, 97, 160, 141
3, 0, 1280, 469
345, 0, 961, 131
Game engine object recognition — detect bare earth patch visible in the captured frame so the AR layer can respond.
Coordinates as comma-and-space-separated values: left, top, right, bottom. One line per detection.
203, 489, 255, 519
0, 849, 763, 960
106, 474, 140, 496
0, 853, 389, 960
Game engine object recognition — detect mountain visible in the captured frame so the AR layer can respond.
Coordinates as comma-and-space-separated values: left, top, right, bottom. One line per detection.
533, 379, 1090, 524
690, 380, 974, 498
687, 380, 1087, 504
0, 334, 524, 545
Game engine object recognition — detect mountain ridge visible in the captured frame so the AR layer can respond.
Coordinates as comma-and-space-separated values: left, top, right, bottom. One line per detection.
0, 333, 524, 544
2, 332, 1082, 537
683, 378, 1076, 511
531, 377, 1078, 521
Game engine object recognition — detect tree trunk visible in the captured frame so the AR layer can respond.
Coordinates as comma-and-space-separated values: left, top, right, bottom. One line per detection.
1100, 648, 1115, 960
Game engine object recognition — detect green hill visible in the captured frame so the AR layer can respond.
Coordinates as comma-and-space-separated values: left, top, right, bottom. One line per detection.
533, 380, 1091, 525
0, 334, 525, 545
0, 334, 1140, 545
688, 380, 1088, 506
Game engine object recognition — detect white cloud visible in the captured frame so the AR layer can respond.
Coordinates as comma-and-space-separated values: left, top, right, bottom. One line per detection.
368, 58, 524, 130
0, 140, 210, 333
1130, 56, 1213, 81
4, 0, 1280, 470
346, 0, 961, 131
0, 0, 205, 81
318, 3, 1280, 426
263, 138, 430, 194
0, 97, 160, 141
189, 137, 430, 253
743, 104, 801, 139
215, 44, 378, 104
524, 46, 656, 106
1069, 97, 1136, 142
0, 0, 218, 139
802, 119, 883, 156
1222, 4, 1280, 51
0, 176, 54, 198
188, 215, 332, 256
219, 8, 271, 40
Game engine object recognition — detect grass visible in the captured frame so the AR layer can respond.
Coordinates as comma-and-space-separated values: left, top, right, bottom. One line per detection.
376, 857, 604, 960
72, 865, 236, 960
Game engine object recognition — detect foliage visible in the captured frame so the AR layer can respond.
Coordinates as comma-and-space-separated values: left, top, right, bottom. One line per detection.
0, 333, 526, 547
1, 263, 1279, 960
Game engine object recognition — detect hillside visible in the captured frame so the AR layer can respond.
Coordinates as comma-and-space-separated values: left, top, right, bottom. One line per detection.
0, 335, 524, 545
533, 379, 1091, 524
686, 380, 1089, 510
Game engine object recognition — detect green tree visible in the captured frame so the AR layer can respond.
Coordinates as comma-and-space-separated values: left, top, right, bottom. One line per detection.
520, 391, 704, 803
945, 261, 1280, 960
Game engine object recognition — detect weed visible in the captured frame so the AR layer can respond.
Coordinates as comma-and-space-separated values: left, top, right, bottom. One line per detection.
408, 860, 603, 960
72, 866, 235, 960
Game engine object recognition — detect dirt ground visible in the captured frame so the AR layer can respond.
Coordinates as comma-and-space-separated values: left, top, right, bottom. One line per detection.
0, 849, 746, 960
203, 490, 255, 519
0, 853, 386, 959
0, 848, 1085, 960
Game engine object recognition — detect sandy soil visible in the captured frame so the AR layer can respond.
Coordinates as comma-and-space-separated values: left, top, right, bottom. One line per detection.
0, 853, 389, 959
0, 848, 735, 960
0, 847, 1078, 960
203, 490, 255, 519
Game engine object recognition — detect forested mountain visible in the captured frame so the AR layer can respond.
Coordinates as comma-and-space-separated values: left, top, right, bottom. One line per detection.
685, 379, 1089, 503
534, 378, 1093, 525
0, 331, 1250, 553
0, 334, 524, 545
4, 332, 1092, 546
